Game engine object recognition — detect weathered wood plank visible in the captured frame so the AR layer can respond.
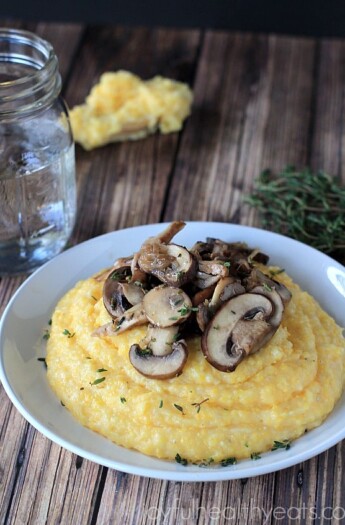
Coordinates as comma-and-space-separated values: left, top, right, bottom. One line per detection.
164, 32, 316, 227
310, 39, 345, 184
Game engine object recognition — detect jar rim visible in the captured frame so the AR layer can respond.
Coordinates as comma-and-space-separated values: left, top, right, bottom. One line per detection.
0, 28, 61, 119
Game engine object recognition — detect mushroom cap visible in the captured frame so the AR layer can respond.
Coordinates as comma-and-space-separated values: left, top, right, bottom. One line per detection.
139, 243, 197, 287
250, 285, 284, 327
129, 340, 188, 379
201, 293, 274, 372
246, 268, 292, 305
143, 285, 193, 327
103, 268, 144, 318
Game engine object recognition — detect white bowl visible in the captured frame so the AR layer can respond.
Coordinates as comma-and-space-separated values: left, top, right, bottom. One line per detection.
1, 222, 344, 481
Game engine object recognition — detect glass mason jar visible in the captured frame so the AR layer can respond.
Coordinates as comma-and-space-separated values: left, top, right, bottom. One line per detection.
0, 28, 76, 276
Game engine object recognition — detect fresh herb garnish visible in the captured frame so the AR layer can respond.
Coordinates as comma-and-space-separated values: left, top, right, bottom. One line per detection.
37, 357, 47, 368
178, 305, 199, 316
90, 377, 106, 386
137, 347, 153, 356
246, 167, 345, 262
91, 295, 98, 301
191, 398, 209, 413
220, 457, 237, 467
198, 458, 214, 468
62, 329, 75, 338
175, 453, 188, 466
159, 400, 163, 408
96, 368, 108, 373
43, 330, 50, 340
120, 397, 127, 403
269, 268, 285, 277
174, 403, 184, 414
114, 317, 125, 331
263, 283, 273, 292
272, 439, 291, 451
250, 452, 261, 460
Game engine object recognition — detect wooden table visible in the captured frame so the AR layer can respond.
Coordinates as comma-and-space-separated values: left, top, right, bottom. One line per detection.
1, 20, 345, 525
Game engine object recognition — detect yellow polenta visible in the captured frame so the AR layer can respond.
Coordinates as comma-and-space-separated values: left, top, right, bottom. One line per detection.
69, 70, 193, 150
46, 271, 345, 463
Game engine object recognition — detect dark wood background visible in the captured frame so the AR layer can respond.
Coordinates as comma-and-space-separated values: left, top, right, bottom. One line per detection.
2, 1, 345, 37
0, 18, 344, 525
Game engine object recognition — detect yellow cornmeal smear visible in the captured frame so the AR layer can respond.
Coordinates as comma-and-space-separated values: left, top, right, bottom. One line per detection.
69, 70, 193, 150
46, 270, 345, 463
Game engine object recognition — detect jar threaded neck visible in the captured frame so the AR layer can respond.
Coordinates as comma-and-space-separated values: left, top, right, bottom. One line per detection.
0, 28, 62, 120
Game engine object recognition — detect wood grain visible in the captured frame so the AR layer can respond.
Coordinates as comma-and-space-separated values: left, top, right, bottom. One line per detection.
0, 20, 345, 525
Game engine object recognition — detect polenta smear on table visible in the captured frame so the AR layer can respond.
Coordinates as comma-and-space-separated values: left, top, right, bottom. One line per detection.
69, 70, 193, 150
46, 271, 345, 464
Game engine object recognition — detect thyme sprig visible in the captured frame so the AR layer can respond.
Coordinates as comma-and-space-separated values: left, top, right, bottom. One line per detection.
245, 167, 345, 261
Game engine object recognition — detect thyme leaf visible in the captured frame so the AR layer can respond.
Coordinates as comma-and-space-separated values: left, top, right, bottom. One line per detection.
90, 377, 105, 386
175, 453, 188, 466
174, 403, 184, 414
272, 439, 291, 451
191, 398, 209, 413
220, 457, 237, 467
62, 329, 75, 338
245, 167, 345, 262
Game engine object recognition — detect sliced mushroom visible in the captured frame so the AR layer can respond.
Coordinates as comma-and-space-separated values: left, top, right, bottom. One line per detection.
192, 285, 216, 306
129, 339, 188, 379
209, 277, 245, 310
205, 238, 269, 266
195, 278, 245, 333
113, 255, 133, 270
140, 325, 179, 356
230, 318, 273, 356
153, 221, 186, 244
143, 286, 192, 327
92, 303, 147, 337
194, 260, 230, 289
139, 243, 196, 287
103, 267, 144, 318
250, 285, 284, 327
201, 293, 275, 372
245, 268, 292, 304
196, 302, 212, 332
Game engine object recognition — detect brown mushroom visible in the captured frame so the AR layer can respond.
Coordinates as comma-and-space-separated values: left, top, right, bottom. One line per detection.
138, 243, 197, 287
201, 293, 276, 372
103, 267, 144, 318
250, 285, 284, 327
245, 268, 292, 305
143, 286, 193, 327
195, 277, 245, 332
139, 325, 179, 356
129, 339, 188, 379
194, 260, 230, 289
92, 302, 147, 337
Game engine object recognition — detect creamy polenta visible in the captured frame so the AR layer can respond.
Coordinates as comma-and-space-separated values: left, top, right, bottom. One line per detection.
46, 270, 345, 464
69, 70, 193, 150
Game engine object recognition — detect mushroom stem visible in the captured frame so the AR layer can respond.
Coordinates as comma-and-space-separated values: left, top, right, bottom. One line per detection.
129, 340, 188, 379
